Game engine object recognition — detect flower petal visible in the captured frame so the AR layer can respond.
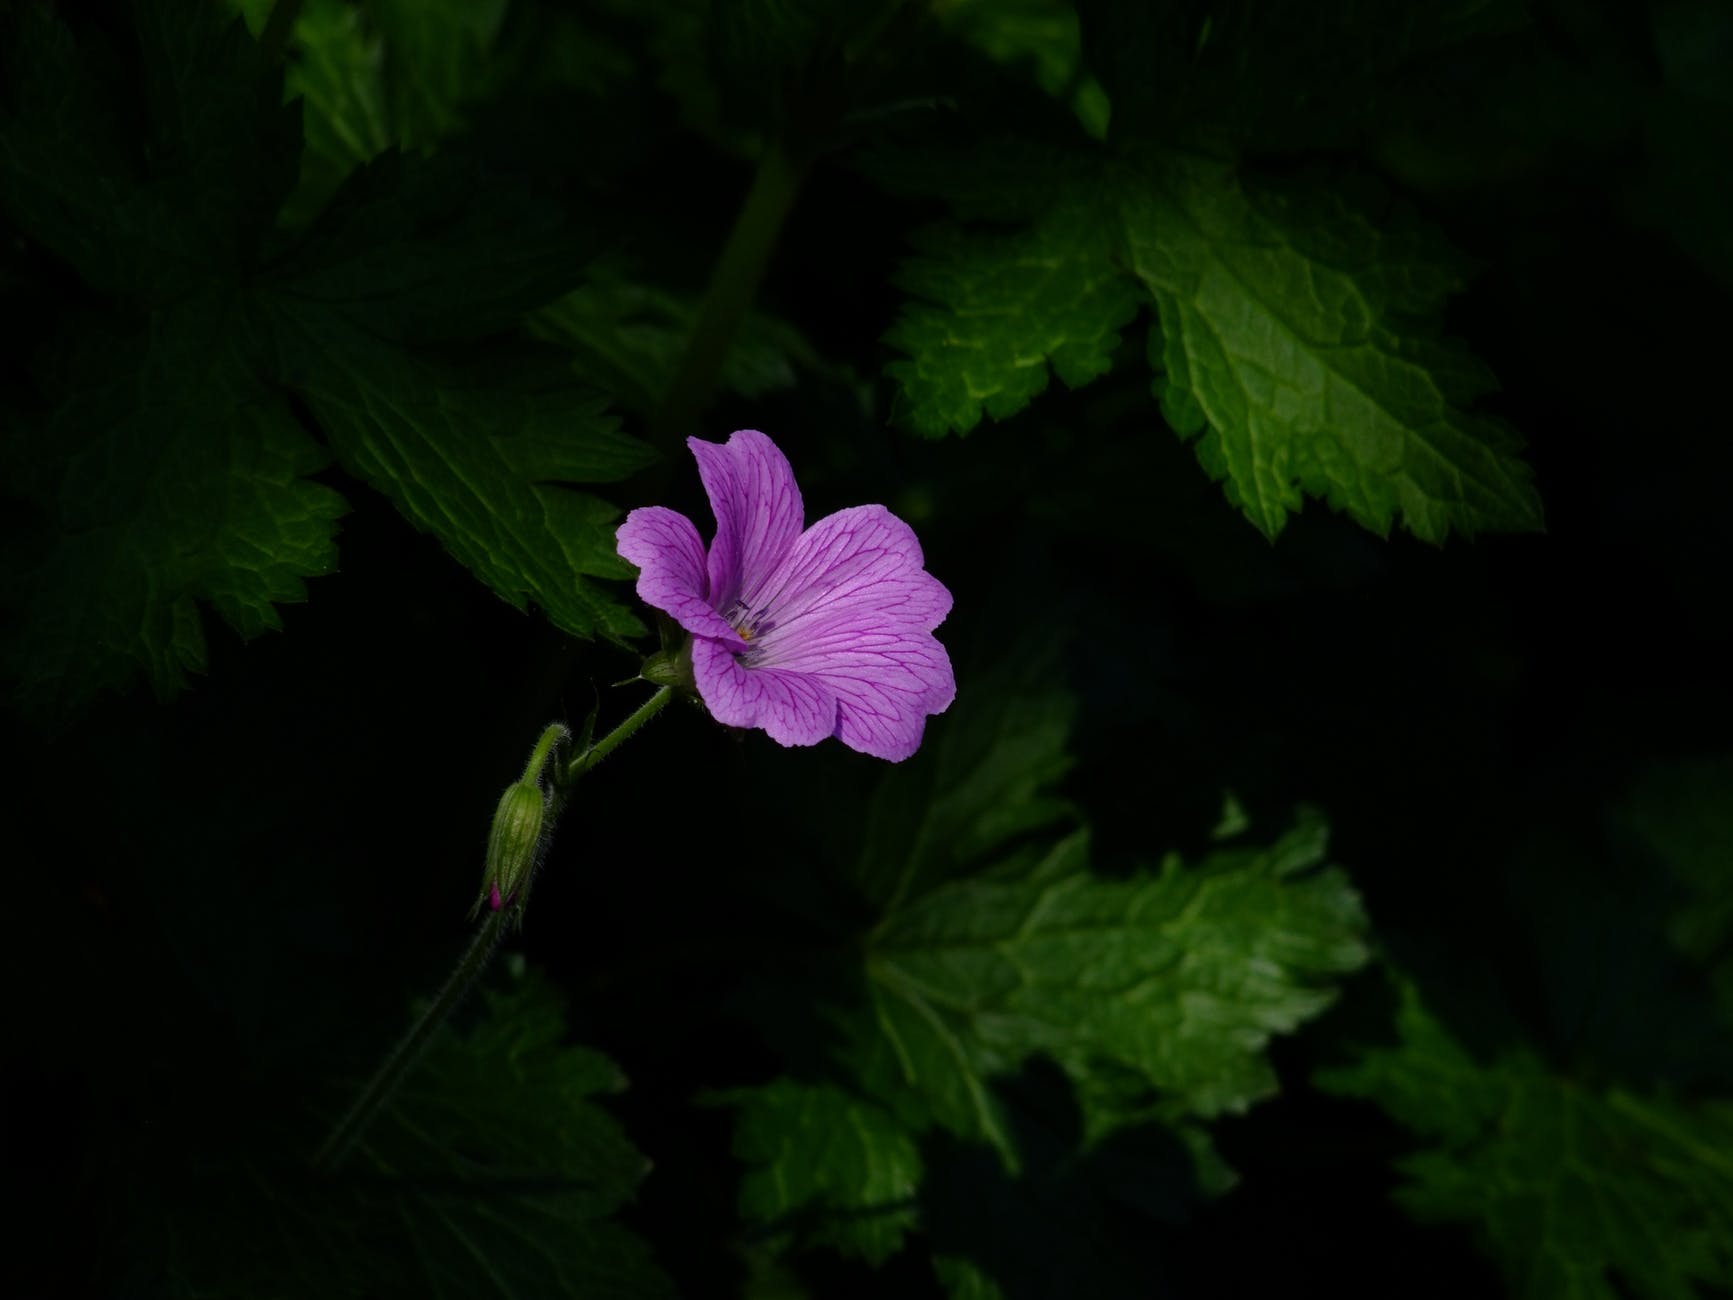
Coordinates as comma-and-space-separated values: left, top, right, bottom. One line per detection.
689, 430, 805, 617
615, 507, 744, 646
775, 625, 955, 761
744, 504, 955, 762
751, 505, 952, 646
691, 636, 838, 748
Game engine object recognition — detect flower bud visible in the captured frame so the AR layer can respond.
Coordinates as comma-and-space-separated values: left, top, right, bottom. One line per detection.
640, 638, 695, 694
480, 780, 546, 914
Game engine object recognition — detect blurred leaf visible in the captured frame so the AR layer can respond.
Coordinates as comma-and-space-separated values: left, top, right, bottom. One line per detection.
1319, 975, 1733, 1300
722, 1080, 922, 1264
931, 0, 1109, 137
370, 0, 510, 148
145, 971, 674, 1298
2, 298, 346, 721
935, 1253, 1007, 1300
263, 151, 654, 638
2, 4, 652, 718
1, 0, 300, 299
531, 258, 829, 418
1076, 0, 1530, 150
0, 2, 340, 719
1613, 757, 1733, 1022
879, 140, 1543, 541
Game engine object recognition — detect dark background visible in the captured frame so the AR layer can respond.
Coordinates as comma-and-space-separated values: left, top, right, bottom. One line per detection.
5, 0, 1732, 1296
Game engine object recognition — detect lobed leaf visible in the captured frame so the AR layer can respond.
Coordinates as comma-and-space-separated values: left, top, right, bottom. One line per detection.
1319, 977, 1733, 1300
879, 141, 1544, 541
722, 1080, 923, 1264
1, 300, 345, 721
146, 972, 675, 1298
848, 813, 1370, 1164
1123, 152, 1543, 541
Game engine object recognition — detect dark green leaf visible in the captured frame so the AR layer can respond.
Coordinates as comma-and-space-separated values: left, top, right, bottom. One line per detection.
722, 1080, 922, 1264
531, 258, 829, 418
1, 0, 298, 295
1319, 976, 1733, 1300
2, 296, 345, 720
1612, 757, 1733, 1022
273, 309, 653, 641
146, 970, 675, 1299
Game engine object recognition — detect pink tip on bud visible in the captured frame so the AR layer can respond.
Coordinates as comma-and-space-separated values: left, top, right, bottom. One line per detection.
488, 883, 503, 912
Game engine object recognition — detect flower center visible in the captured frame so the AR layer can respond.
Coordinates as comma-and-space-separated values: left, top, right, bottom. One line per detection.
722, 598, 779, 664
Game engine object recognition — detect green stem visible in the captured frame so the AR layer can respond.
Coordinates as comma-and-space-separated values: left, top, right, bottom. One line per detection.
313, 692, 670, 1171
521, 722, 572, 784
312, 910, 506, 1172
647, 146, 809, 450
561, 687, 673, 785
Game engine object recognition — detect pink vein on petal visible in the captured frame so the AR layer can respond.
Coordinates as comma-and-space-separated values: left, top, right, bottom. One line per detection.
615, 506, 745, 647
689, 430, 805, 618
691, 637, 837, 747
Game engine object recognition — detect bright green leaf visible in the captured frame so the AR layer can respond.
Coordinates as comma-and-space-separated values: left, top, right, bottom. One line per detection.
723, 1080, 923, 1264
1319, 976, 1733, 1300
848, 813, 1370, 1164
879, 142, 1543, 540
886, 199, 1138, 437
1124, 152, 1542, 541
831, 667, 1369, 1167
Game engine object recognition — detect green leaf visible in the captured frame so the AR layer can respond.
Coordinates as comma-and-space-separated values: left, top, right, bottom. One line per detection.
2, 301, 346, 721
847, 812, 1370, 1164
147, 971, 674, 1298
273, 307, 654, 641
369, 0, 510, 149
879, 142, 1543, 540
931, 0, 1110, 138
259, 152, 654, 639
828, 665, 1369, 1167
885, 197, 1138, 438
1124, 152, 1542, 541
722, 1080, 923, 1264
1612, 757, 1733, 1022
1318, 976, 1733, 1300
531, 258, 828, 418
1, 0, 298, 297
5, 2, 655, 724
934, 1253, 1007, 1300
4, 3, 651, 717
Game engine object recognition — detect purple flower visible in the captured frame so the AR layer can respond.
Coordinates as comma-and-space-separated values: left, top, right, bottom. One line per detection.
616, 430, 955, 761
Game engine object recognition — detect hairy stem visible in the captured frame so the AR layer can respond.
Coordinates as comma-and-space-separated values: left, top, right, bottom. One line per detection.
561, 686, 673, 784
521, 722, 573, 784
312, 910, 506, 1172
312, 692, 670, 1170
